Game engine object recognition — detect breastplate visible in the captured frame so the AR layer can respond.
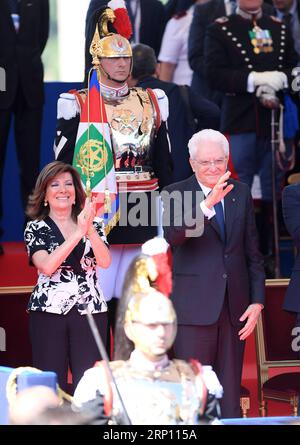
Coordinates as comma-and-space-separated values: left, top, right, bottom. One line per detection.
110, 360, 204, 425
104, 88, 157, 174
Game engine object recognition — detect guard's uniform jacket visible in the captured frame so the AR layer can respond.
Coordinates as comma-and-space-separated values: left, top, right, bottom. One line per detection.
204, 13, 298, 136
54, 86, 173, 244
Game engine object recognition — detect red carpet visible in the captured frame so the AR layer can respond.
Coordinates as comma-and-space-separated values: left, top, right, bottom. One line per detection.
0, 242, 37, 286
0, 242, 296, 417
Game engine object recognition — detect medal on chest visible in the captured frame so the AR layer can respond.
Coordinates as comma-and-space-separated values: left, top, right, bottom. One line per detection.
249, 22, 273, 54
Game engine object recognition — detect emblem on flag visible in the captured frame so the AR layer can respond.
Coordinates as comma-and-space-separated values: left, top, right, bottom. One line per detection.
73, 68, 119, 234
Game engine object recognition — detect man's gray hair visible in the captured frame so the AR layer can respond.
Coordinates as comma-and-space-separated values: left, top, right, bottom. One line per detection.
188, 129, 229, 158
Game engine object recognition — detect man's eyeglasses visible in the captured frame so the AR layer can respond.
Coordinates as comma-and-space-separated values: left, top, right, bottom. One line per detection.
192, 158, 227, 168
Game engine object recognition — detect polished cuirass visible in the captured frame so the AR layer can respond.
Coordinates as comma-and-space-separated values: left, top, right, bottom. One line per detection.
109, 359, 206, 425
104, 88, 157, 176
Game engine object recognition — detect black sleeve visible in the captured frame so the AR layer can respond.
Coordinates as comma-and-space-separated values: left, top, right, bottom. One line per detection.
54, 115, 80, 165
189, 90, 221, 130
153, 0, 167, 56
24, 221, 49, 264
282, 185, 300, 247
39, 0, 49, 54
188, 3, 208, 78
204, 23, 251, 93
243, 187, 265, 304
151, 122, 173, 189
162, 184, 205, 247
84, 0, 103, 85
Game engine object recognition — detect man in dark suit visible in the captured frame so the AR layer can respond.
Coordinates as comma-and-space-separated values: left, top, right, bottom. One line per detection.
84, 0, 166, 83
162, 129, 265, 418
0, 0, 49, 251
273, 0, 300, 59
188, 0, 228, 104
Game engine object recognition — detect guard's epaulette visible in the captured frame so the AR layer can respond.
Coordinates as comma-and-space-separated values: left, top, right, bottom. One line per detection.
173, 11, 187, 19
270, 15, 283, 23
215, 16, 229, 24
68, 88, 87, 111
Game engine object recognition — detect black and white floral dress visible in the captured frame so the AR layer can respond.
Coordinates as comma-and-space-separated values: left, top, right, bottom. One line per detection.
24, 216, 108, 315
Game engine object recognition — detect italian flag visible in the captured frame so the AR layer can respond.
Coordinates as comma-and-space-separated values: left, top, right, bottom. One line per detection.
73, 69, 119, 234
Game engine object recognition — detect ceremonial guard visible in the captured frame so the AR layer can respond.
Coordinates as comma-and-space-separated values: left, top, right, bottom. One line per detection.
54, 1, 173, 313
204, 0, 298, 261
73, 238, 223, 425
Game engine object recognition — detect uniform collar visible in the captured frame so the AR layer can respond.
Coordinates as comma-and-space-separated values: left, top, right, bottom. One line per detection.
236, 6, 263, 21
99, 82, 129, 100
129, 349, 169, 371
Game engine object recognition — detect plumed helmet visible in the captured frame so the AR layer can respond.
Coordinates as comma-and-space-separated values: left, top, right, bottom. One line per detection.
89, 1, 132, 65
124, 237, 176, 326
125, 289, 177, 325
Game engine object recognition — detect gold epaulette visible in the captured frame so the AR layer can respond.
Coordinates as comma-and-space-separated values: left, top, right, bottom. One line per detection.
68, 88, 88, 112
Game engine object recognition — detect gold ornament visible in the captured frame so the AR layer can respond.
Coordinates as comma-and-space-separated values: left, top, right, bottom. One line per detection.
104, 188, 112, 213
89, 8, 132, 65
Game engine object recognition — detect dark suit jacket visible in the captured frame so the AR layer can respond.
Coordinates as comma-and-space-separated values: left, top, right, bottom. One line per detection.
139, 0, 166, 56
162, 175, 265, 326
0, 0, 49, 109
282, 183, 300, 313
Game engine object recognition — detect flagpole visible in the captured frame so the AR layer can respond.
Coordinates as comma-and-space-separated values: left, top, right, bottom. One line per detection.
86, 67, 94, 199
97, 68, 112, 213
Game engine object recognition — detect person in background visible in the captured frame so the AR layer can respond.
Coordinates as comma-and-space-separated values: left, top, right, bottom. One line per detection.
272, 0, 300, 59
0, 0, 49, 254
162, 129, 265, 418
24, 161, 111, 392
188, 0, 274, 104
204, 0, 298, 265
159, 0, 204, 87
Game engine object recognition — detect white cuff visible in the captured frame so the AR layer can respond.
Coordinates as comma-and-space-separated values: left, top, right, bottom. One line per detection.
200, 200, 216, 219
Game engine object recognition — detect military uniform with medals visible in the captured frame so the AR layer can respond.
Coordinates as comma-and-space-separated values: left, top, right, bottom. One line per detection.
204, 8, 298, 201
205, 10, 297, 135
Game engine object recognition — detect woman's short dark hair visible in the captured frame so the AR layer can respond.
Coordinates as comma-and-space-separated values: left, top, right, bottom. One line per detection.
26, 161, 86, 221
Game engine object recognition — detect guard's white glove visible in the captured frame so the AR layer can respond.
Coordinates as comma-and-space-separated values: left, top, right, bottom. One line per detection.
251, 71, 288, 91
256, 85, 280, 109
202, 365, 224, 399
